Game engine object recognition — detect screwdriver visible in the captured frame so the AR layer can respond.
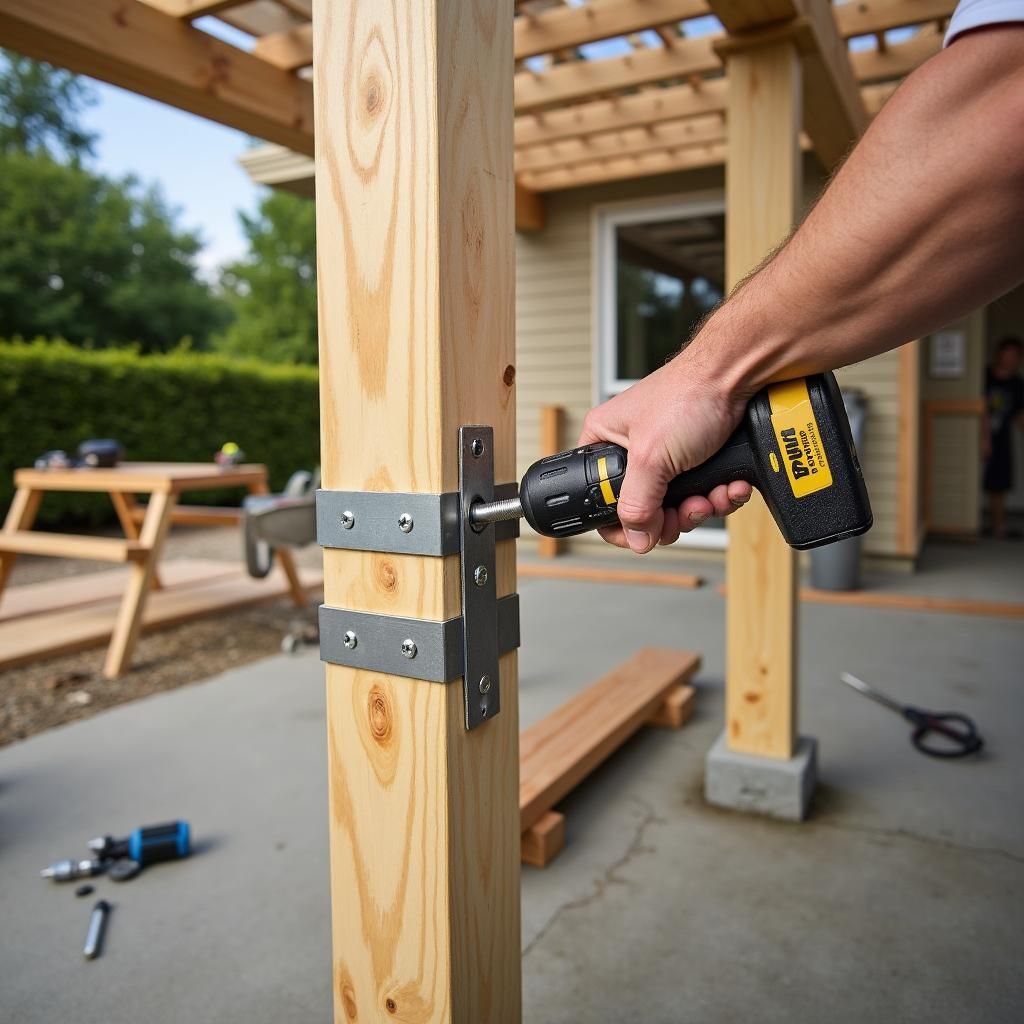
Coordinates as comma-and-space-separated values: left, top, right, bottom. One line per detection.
88, 820, 191, 867
40, 858, 105, 882
471, 372, 872, 551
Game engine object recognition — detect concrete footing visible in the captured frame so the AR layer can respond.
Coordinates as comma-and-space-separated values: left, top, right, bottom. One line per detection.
704, 732, 818, 821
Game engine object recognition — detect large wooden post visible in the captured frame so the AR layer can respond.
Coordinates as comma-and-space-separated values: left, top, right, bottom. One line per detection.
723, 38, 802, 759
312, 2, 520, 1022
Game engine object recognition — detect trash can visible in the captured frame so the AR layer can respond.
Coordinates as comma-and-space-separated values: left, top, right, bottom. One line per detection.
809, 389, 867, 591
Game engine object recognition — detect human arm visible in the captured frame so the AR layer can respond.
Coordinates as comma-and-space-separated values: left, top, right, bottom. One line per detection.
581, 25, 1024, 553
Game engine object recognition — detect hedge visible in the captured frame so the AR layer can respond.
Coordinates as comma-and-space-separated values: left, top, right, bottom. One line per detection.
0, 340, 319, 527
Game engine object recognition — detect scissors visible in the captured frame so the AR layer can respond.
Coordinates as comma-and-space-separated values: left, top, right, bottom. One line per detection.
839, 673, 984, 759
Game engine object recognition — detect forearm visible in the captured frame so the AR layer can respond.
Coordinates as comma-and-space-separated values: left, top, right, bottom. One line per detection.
686, 25, 1024, 398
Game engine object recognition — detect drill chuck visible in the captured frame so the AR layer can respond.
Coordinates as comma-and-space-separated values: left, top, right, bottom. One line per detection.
480, 372, 872, 551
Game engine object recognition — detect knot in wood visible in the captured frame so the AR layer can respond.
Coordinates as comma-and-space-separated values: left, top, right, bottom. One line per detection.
375, 558, 398, 594
503, 364, 516, 387
368, 686, 392, 742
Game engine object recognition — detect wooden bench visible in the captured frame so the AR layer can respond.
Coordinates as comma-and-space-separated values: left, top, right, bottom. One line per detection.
519, 647, 700, 867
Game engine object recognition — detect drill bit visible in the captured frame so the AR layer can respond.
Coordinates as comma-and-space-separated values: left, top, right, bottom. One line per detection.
40, 858, 105, 882
469, 495, 523, 528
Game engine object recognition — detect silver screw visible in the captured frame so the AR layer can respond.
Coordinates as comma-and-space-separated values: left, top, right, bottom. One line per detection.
480, 704, 489, 718
398, 513, 414, 533
473, 565, 488, 587
343, 631, 358, 650
470, 438, 484, 458
401, 639, 418, 659
340, 510, 355, 529
478, 675, 492, 694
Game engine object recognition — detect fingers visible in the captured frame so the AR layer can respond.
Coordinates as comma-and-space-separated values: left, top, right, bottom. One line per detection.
614, 453, 668, 554
677, 481, 754, 532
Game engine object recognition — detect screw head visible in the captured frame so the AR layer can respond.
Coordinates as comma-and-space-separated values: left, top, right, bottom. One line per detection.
401, 639, 418, 659
470, 438, 484, 458
340, 510, 355, 529
343, 630, 358, 650
478, 675, 492, 694
398, 513, 414, 533
473, 565, 488, 587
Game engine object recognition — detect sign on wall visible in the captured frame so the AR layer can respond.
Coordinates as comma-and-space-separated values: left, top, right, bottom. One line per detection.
929, 330, 967, 379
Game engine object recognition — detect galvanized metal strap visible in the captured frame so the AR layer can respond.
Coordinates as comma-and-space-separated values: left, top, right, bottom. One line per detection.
319, 595, 520, 684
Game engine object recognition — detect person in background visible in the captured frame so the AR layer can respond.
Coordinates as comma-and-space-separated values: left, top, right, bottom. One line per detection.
983, 336, 1024, 538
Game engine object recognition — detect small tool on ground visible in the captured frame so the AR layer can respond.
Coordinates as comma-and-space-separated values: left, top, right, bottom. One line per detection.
83, 900, 111, 960
40, 858, 105, 882
839, 672, 984, 758
88, 820, 191, 868
471, 372, 872, 550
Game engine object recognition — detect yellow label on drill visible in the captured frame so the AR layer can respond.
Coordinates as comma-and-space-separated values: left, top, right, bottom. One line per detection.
597, 455, 617, 505
767, 380, 833, 499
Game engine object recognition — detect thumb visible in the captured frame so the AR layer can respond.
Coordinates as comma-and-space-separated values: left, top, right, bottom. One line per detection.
615, 450, 669, 554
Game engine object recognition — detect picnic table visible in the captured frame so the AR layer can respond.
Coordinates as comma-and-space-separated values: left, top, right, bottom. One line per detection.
0, 463, 306, 678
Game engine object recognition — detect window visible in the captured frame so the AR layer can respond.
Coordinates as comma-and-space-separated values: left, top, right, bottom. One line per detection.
596, 197, 725, 399
594, 196, 728, 548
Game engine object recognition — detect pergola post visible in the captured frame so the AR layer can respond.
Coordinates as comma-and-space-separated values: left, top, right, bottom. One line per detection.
311, 2, 520, 1021
705, 32, 817, 821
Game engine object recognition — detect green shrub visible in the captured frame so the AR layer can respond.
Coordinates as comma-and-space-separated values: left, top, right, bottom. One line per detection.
0, 339, 319, 527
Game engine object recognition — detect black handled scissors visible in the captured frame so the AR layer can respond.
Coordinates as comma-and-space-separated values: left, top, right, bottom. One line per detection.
839, 673, 984, 759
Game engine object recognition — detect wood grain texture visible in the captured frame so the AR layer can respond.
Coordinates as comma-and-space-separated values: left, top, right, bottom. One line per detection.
312, 2, 519, 1021
648, 683, 697, 729
520, 810, 566, 868
519, 648, 700, 833
723, 40, 800, 759
518, 562, 703, 589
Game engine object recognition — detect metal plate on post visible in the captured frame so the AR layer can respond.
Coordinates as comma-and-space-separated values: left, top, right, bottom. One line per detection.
459, 425, 499, 730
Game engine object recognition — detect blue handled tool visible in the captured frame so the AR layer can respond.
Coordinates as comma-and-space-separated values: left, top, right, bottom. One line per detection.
839, 673, 984, 759
87, 820, 191, 866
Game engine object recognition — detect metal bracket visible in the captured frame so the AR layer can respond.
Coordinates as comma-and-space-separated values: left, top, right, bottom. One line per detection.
317, 484, 518, 555
317, 424, 517, 730
319, 595, 520, 684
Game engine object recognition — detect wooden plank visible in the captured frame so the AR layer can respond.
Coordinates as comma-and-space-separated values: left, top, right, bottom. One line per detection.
897, 341, 920, 558
516, 182, 546, 233
537, 406, 565, 558
515, 79, 729, 149
518, 562, 703, 589
833, 0, 956, 38
104, 489, 178, 676
128, 504, 244, 527
251, 20, 312, 70
520, 810, 566, 869
799, 588, 1024, 621
111, 491, 163, 589
13, 463, 267, 493
0, 531, 147, 563
850, 23, 941, 82
648, 683, 697, 728
0, 487, 42, 599
312, 1, 520, 1020
0, 0, 314, 156
516, 113, 725, 174
0, 565, 323, 671
0, 559, 238, 623
141, 0, 249, 17
515, 34, 719, 113
519, 140, 727, 192
723, 40, 801, 760
520, 648, 701, 833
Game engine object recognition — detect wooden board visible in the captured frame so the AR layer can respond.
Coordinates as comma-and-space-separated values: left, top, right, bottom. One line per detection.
0, 558, 237, 622
518, 562, 703, 589
14, 462, 267, 494
0, 531, 145, 562
0, 565, 322, 671
312, 1, 520, 1020
536, 405, 564, 559
723, 40, 800, 760
520, 810, 566, 869
519, 648, 700, 835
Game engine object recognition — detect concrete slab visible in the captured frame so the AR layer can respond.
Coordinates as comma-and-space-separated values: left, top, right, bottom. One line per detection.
1, 572, 1022, 1023
705, 732, 818, 820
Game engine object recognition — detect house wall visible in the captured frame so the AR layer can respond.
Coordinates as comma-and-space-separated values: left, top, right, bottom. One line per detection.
514, 158, 915, 560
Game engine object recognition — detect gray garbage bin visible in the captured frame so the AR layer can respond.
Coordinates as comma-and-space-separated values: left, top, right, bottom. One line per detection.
809, 389, 867, 591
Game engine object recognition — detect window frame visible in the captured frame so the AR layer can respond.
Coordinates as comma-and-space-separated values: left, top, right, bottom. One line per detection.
591, 191, 728, 551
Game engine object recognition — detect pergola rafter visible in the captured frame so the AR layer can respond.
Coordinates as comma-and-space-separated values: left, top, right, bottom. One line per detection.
0, 0, 954, 226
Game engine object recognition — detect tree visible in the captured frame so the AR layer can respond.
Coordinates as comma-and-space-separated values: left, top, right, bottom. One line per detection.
0, 150, 231, 351
0, 49, 97, 160
217, 190, 318, 364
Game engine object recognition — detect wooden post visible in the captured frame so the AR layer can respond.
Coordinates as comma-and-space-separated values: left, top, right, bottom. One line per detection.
537, 405, 564, 558
723, 38, 802, 760
0, 487, 42, 600
312, 2, 520, 1022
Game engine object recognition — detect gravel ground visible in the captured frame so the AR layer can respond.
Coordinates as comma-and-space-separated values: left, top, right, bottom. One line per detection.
0, 525, 322, 748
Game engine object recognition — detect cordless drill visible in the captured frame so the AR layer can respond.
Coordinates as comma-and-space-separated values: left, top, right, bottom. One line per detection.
471, 372, 872, 550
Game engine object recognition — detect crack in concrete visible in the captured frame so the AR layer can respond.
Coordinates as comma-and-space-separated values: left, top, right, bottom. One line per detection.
814, 817, 1024, 866
522, 798, 666, 960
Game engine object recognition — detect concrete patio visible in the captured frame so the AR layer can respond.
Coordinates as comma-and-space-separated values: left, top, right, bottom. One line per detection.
1, 565, 1022, 1023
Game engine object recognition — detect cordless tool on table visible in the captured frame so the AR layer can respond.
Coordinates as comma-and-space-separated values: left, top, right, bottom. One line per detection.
471, 372, 872, 551
87, 820, 191, 867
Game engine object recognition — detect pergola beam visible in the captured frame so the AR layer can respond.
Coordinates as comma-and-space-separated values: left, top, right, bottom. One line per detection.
141, 0, 250, 18
0, 0, 315, 156
833, 0, 955, 38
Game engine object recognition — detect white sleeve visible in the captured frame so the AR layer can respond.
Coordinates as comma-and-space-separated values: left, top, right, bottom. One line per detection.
944, 0, 1024, 45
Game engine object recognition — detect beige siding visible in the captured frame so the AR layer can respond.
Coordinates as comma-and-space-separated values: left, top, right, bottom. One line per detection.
514, 160, 912, 559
